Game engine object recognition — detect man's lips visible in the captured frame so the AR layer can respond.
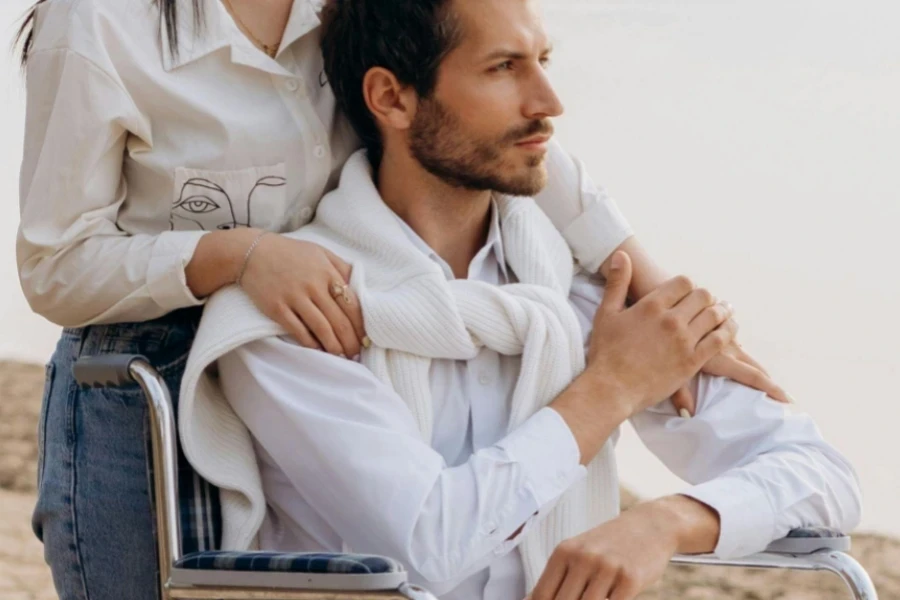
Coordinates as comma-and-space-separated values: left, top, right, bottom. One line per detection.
515, 135, 552, 147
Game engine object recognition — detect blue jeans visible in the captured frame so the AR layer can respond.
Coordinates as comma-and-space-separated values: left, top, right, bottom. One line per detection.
32, 307, 202, 600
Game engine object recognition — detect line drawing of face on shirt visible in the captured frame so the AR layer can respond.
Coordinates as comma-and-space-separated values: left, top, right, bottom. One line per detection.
170, 175, 287, 231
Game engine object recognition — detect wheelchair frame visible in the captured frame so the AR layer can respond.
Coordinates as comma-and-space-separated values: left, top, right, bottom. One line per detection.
72, 355, 878, 600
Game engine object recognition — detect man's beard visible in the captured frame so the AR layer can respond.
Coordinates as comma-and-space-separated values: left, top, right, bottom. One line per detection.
408, 97, 552, 197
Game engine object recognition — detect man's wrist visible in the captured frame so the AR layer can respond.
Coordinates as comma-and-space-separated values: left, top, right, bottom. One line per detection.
577, 370, 636, 421
550, 374, 632, 465
648, 495, 721, 555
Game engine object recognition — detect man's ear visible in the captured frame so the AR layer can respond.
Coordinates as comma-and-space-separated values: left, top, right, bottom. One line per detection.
363, 67, 418, 132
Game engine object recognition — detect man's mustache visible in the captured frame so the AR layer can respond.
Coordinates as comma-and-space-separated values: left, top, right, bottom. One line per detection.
503, 119, 555, 144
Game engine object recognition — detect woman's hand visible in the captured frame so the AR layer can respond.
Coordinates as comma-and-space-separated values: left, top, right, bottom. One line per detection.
671, 338, 791, 416
240, 234, 368, 358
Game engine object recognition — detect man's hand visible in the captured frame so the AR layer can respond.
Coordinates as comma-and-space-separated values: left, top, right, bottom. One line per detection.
528, 496, 720, 600
584, 251, 739, 419
597, 236, 791, 416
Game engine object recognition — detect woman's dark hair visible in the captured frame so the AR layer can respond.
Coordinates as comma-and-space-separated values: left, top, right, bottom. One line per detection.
15, 0, 202, 67
320, 0, 463, 167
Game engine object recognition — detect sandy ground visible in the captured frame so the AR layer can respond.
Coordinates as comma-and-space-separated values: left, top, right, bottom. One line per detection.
2, 360, 898, 599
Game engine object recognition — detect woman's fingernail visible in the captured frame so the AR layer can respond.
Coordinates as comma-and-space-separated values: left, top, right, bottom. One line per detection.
352, 354, 361, 362
362, 336, 372, 349
679, 408, 692, 419
339, 354, 347, 359
786, 393, 796, 404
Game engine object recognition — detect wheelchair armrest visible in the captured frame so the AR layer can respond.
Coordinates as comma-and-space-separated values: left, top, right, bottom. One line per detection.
764, 527, 851, 554
170, 551, 410, 591
73, 353, 149, 388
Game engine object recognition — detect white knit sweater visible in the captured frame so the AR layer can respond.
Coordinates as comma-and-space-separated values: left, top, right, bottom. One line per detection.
179, 150, 619, 590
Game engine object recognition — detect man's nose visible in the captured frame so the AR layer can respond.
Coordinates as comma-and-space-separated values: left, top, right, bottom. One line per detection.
523, 69, 564, 120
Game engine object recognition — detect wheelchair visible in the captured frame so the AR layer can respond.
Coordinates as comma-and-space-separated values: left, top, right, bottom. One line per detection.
72, 354, 878, 600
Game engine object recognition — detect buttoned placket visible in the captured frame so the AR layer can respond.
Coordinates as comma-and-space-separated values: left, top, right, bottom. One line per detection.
278, 47, 333, 218
217, 0, 332, 229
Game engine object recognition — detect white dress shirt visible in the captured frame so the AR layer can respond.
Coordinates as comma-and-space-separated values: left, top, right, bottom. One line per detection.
219, 203, 862, 600
17, 0, 632, 328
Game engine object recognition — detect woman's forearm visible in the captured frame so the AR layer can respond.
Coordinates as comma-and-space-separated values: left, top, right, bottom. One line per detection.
598, 236, 671, 301
185, 228, 265, 299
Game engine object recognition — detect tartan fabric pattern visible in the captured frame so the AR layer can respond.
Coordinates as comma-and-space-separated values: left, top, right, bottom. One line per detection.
175, 551, 405, 574
176, 435, 222, 555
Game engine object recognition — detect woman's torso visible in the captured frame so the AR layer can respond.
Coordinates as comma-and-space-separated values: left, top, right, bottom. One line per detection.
32, 0, 359, 237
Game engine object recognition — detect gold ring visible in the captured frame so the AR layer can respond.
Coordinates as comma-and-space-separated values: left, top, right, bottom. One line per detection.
329, 282, 351, 304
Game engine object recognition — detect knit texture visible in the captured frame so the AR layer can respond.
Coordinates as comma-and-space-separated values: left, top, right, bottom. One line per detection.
178, 150, 620, 591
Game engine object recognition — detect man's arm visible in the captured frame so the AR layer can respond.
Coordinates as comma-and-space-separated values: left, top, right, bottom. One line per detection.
631, 374, 863, 558
530, 275, 862, 600
217, 336, 589, 589
569, 272, 861, 557
535, 378, 862, 600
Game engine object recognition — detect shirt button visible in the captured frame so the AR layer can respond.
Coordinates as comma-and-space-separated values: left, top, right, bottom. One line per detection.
478, 372, 491, 385
299, 207, 313, 220
486, 521, 498, 534
314, 145, 327, 159
285, 79, 299, 92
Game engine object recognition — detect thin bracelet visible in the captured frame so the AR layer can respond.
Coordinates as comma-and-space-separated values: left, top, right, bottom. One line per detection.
235, 231, 270, 287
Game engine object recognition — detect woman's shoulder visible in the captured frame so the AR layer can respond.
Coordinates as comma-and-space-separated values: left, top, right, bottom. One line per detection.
30, 0, 160, 72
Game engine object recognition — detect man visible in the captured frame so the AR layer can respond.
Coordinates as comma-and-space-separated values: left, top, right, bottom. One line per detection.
178, 1, 862, 599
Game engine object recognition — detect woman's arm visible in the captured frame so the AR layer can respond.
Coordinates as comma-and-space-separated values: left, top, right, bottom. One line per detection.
536, 141, 789, 410
17, 47, 210, 327
18, 46, 365, 355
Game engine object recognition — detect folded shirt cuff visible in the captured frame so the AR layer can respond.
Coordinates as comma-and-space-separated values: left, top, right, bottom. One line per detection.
563, 199, 634, 275
680, 477, 777, 559
147, 230, 209, 311
498, 407, 587, 513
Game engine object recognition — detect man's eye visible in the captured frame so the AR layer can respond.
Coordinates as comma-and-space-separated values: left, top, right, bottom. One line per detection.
540, 57, 552, 68
490, 61, 514, 72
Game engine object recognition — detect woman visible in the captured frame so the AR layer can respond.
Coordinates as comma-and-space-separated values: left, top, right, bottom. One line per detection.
16, 1, 786, 599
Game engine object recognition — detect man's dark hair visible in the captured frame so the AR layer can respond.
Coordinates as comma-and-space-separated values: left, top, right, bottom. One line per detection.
320, 0, 464, 167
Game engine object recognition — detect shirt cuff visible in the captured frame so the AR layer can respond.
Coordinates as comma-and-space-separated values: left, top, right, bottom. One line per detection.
147, 230, 209, 311
563, 199, 634, 275
497, 407, 587, 512
680, 477, 777, 559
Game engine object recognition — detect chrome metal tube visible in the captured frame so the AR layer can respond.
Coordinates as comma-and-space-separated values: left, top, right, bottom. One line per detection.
398, 583, 440, 600
671, 551, 878, 599
130, 359, 183, 596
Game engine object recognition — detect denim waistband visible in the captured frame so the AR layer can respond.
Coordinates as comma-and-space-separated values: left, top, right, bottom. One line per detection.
57, 306, 203, 363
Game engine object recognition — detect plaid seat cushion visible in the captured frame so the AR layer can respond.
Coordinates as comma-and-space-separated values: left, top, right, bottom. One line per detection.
175, 551, 405, 574
177, 445, 223, 554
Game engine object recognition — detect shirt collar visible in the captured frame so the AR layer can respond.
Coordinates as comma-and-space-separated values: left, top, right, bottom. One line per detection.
161, 0, 323, 73
392, 197, 509, 282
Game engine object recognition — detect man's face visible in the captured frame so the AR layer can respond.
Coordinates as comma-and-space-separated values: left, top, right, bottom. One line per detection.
408, 0, 562, 197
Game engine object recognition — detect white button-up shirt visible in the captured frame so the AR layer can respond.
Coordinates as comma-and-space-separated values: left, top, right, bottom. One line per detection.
17, 0, 632, 328
219, 202, 862, 600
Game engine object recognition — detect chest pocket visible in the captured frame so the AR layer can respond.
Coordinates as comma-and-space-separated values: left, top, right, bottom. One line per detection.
171, 163, 288, 232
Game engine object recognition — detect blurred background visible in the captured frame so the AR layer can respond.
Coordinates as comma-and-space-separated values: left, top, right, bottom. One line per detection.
0, 0, 898, 598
